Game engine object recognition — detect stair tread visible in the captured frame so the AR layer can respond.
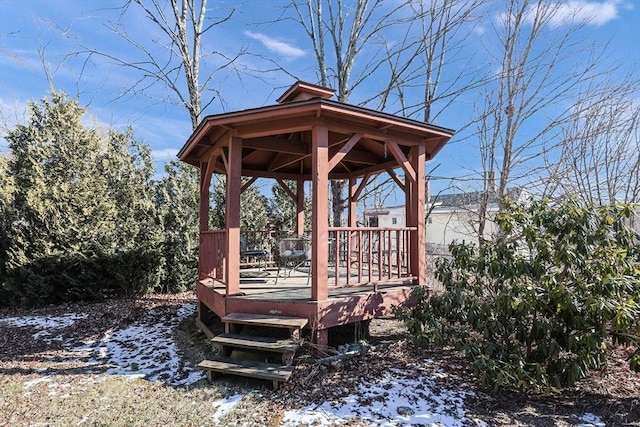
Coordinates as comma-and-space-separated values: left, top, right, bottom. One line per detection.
222, 312, 308, 329
198, 357, 293, 381
212, 333, 300, 352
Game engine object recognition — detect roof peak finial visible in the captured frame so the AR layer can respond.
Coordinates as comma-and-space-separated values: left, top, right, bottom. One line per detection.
277, 81, 335, 104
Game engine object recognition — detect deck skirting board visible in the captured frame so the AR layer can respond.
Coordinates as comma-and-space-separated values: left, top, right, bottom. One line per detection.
196, 278, 418, 332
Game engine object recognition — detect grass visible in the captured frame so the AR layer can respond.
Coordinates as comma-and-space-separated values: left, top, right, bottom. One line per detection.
0, 373, 273, 426
0, 313, 285, 427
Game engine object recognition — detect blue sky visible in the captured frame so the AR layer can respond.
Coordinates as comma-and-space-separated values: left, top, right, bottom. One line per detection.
1, 0, 638, 198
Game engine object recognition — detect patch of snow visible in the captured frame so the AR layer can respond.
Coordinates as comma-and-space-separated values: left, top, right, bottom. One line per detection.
14, 303, 202, 388
1, 313, 88, 343
176, 304, 195, 318
575, 412, 606, 427
67, 302, 202, 386
281, 367, 486, 427
1, 313, 88, 329
24, 377, 52, 388
78, 376, 107, 386
212, 394, 243, 423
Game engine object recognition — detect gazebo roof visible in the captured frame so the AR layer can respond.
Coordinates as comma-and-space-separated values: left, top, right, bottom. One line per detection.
178, 81, 454, 180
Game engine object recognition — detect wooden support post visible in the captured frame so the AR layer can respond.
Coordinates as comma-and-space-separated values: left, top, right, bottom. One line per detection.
410, 146, 426, 285
296, 179, 305, 236
199, 163, 212, 280
315, 328, 328, 351
226, 137, 242, 295
405, 181, 414, 231
405, 158, 415, 282
200, 162, 211, 233
312, 125, 329, 301
348, 177, 357, 228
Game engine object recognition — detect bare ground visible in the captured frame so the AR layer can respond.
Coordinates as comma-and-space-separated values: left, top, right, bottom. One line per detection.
1, 292, 638, 426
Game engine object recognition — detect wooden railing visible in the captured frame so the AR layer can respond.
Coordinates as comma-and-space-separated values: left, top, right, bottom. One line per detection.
201, 227, 415, 289
328, 227, 415, 288
200, 230, 227, 282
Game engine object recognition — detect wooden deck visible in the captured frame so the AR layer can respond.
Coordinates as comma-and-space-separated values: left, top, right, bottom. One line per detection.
216, 271, 413, 300
197, 266, 419, 339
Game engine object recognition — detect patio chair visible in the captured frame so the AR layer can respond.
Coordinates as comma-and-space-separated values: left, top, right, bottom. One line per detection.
240, 236, 269, 269
274, 236, 311, 285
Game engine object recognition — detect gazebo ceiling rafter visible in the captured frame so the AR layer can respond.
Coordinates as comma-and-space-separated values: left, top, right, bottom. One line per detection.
268, 151, 309, 173
328, 133, 362, 171
242, 136, 308, 155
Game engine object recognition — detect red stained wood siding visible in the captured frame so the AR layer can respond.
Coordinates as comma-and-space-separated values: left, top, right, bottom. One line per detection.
311, 125, 329, 301
328, 227, 415, 288
199, 230, 227, 282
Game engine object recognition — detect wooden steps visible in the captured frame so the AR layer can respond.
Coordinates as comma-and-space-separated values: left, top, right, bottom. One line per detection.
198, 312, 308, 389
212, 333, 299, 353
197, 357, 293, 389
221, 312, 308, 338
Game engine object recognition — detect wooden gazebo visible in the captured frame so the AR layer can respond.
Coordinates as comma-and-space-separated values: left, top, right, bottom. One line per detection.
178, 81, 454, 351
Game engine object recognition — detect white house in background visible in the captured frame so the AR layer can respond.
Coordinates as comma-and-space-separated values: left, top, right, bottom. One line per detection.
364, 188, 528, 253
363, 205, 406, 228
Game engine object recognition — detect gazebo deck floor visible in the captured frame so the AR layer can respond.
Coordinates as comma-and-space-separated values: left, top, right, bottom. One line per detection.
217, 267, 416, 300
197, 267, 420, 332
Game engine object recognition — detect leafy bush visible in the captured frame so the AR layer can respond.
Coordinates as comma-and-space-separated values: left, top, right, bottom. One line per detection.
397, 199, 640, 391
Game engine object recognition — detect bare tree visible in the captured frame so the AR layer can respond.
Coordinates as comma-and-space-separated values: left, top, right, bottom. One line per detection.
371, 0, 484, 231
545, 74, 640, 205
473, 0, 609, 244
372, 0, 484, 124
290, 0, 483, 226
290, 0, 413, 226
292, 0, 411, 104
73, 0, 242, 130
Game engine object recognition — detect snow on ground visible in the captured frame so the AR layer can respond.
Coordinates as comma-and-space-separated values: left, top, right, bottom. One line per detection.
2, 305, 532, 426
575, 413, 606, 427
281, 367, 487, 427
3, 303, 203, 387
211, 393, 244, 423
0, 313, 88, 343
73, 303, 202, 386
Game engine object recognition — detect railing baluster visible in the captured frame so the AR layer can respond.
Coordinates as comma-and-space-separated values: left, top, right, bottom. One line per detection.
346, 229, 351, 286
324, 227, 415, 288
334, 230, 340, 286
387, 230, 392, 280
405, 230, 410, 274
395, 229, 401, 278
358, 230, 363, 284
372, 231, 382, 281
366, 230, 371, 284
